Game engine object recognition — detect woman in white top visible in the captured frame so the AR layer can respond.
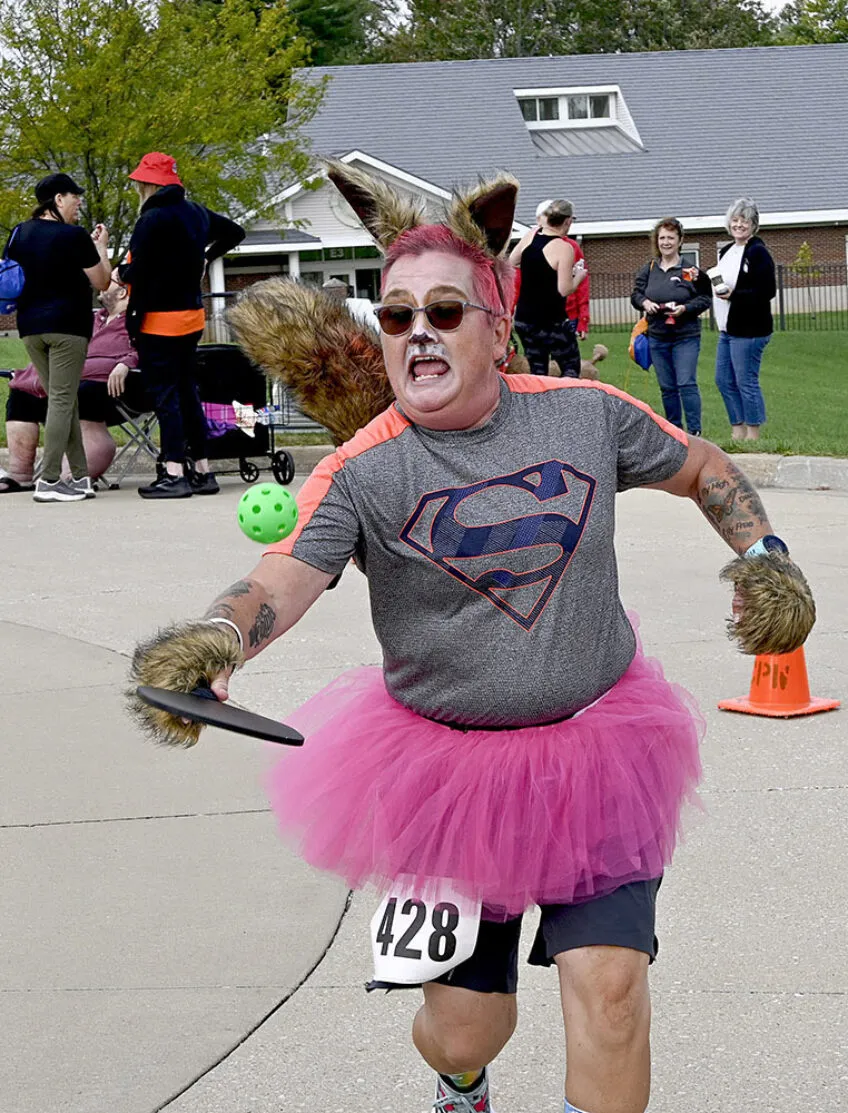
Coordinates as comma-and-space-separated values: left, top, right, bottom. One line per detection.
712, 198, 776, 442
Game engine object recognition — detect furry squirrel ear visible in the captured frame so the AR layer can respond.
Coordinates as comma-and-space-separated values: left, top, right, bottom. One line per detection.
447, 175, 519, 257
326, 160, 424, 251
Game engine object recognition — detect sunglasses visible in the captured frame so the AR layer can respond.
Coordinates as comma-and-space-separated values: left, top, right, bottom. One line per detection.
374, 300, 494, 337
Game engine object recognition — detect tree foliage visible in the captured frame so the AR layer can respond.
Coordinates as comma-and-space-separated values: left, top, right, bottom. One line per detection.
289, 0, 381, 65
775, 0, 848, 42
0, 0, 321, 252
364, 0, 775, 62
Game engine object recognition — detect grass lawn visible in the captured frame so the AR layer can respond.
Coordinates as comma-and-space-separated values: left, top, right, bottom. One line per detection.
2, 331, 846, 456
581, 328, 848, 457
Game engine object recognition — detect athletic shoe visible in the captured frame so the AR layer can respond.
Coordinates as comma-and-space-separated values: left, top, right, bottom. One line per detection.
138, 474, 193, 499
32, 478, 86, 503
189, 471, 220, 495
432, 1070, 492, 1112
69, 476, 96, 499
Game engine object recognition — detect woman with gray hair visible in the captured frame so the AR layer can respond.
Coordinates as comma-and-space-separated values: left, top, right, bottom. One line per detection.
712, 198, 776, 441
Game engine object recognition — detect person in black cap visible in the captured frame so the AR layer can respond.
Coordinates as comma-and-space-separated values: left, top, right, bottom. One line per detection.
3, 172, 112, 502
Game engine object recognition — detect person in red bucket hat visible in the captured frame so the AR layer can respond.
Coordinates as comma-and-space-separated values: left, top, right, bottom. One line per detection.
128, 152, 183, 188
117, 151, 245, 498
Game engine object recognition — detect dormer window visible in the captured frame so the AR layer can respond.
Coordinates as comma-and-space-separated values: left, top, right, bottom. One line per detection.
514, 84, 643, 155
519, 96, 560, 123
516, 87, 617, 129
566, 93, 611, 120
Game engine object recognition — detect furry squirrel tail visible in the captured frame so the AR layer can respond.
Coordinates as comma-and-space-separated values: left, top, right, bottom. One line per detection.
228, 279, 394, 446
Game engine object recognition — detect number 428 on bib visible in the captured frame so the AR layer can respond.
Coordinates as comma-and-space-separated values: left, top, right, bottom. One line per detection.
370, 878, 482, 985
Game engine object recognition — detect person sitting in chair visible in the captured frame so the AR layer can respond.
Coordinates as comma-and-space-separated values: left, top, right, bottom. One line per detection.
0, 272, 149, 493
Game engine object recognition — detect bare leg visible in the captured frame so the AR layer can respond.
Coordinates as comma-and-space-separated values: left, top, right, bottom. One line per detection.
556, 946, 651, 1113
731, 424, 745, 441
744, 424, 760, 441
76, 421, 116, 480
5, 420, 39, 485
413, 982, 516, 1076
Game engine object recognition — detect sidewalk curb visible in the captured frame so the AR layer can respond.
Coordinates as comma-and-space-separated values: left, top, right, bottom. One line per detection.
723, 452, 848, 492
2, 446, 847, 490
0, 444, 333, 482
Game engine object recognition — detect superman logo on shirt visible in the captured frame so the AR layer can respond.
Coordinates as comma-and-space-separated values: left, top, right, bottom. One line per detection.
399, 460, 596, 630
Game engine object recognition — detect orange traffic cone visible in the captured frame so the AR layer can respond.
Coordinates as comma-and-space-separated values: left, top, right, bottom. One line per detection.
718, 646, 840, 718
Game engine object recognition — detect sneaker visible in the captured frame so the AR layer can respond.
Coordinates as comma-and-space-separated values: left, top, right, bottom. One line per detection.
189, 471, 220, 495
69, 475, 96, 499
138, 474, 193, 499
32, 478, 86, 503
433, 1070, 492, 1112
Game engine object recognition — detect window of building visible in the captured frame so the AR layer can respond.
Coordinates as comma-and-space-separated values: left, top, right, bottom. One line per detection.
519, 96, 560, 123
566, 94, 611, 120
355, 267, 382, 301
516, 88, 615, 128
681, 244, 700, 268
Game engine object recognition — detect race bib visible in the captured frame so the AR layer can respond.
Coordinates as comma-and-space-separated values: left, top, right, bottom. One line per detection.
370, 878, 482, 985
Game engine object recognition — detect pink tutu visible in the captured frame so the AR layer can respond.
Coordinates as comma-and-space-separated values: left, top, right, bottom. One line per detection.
267, 644, 704, 916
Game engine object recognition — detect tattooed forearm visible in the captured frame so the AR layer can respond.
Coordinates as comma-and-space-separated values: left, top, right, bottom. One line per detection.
697, 464, 771, 552
203, 579, 279, 657
248, 602, 277, 648
204, 580, 253, 620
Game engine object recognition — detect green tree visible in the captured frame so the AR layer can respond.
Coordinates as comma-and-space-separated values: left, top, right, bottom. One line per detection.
364, 0, 774, 61
775, 0, 848, 42
0, 0, 321, 253
789, 241, 823, 319
574, 0, 775, 53
289, 0, 380, 64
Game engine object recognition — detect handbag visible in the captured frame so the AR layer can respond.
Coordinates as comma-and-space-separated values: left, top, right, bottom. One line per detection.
628, 316, 651, 370
0, 226, 25, 315
628, 259, 654, 369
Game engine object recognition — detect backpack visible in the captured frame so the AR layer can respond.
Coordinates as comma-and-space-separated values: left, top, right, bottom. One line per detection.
628, 317, 651, 370
0, 226, 25, 315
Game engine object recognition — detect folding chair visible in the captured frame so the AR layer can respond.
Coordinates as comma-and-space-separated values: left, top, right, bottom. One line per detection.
101, 401, 160, 489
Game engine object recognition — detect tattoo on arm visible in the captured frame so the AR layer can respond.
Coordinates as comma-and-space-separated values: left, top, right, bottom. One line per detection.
697, 465, 770, 552
204, 580, 252, 621
248, 602, 277, 648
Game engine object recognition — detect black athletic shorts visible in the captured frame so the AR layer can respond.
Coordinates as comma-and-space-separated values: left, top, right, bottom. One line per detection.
5, 387, 47, 424
434, 878, 662, 995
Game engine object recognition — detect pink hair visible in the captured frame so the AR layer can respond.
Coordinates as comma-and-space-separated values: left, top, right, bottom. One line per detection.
382, 225, 516, 314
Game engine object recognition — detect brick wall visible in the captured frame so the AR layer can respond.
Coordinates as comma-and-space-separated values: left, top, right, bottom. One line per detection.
1, 311, 16, 333
224, 272, 277, 292
583, 224, 848, 273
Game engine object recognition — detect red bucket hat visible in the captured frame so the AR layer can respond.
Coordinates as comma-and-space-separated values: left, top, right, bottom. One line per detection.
128, 152, 183, 187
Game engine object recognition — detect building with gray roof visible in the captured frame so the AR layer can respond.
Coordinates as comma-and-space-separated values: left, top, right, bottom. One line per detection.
214, 43, 848, 307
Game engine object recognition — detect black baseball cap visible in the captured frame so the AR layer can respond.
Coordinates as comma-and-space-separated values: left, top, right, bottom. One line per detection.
35, 173, 85, 203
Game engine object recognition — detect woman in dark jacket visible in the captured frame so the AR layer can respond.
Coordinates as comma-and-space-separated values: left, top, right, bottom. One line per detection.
712, 198, 776, 442
631, 217, 712, 436
5, 173, 111, 501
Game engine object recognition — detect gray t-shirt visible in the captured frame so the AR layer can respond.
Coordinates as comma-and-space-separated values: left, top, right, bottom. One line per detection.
269, 376, 688, 727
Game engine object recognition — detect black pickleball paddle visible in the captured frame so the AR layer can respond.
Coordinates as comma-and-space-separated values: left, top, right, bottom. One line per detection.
136, 683, 304, 745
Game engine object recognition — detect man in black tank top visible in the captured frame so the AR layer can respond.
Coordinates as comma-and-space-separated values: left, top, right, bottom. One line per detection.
509, 200, 587, 376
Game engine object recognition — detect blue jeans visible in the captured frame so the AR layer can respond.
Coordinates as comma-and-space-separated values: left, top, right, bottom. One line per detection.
648, 334, 702, 433
715, 332, 770, 426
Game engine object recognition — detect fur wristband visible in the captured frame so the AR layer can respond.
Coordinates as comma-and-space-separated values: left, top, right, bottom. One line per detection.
720, 552, 816, 656
126, 621, 245, 747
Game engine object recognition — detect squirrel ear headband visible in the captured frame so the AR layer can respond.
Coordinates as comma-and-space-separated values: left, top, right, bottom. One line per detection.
326, 160, 519, 258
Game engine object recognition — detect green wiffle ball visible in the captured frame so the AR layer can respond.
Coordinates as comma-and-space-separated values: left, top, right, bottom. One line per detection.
237, 483, 299, 544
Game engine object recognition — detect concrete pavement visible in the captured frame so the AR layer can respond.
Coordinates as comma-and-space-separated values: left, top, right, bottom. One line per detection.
1, 476, 846, 1113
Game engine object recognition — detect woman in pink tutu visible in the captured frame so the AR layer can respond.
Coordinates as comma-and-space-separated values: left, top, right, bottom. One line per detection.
130, 165, 814, 1113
